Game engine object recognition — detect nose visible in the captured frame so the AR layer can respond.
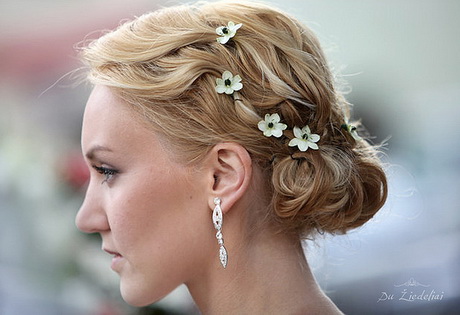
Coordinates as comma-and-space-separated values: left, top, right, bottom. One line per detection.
75, 182, 110, 234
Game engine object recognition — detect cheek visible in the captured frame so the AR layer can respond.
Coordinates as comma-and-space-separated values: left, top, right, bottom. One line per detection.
110, 172, 211, 306
109, 168, 207, 259
109, 181, 169, 246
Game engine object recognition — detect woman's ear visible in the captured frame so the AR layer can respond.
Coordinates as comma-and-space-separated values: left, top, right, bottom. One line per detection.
204, 142, 252, 213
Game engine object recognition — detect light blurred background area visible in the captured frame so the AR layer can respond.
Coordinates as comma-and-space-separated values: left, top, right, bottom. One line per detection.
0, 0, 459, 314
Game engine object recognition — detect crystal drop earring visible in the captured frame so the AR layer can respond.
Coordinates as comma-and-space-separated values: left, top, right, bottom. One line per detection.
212, 197, 228, 268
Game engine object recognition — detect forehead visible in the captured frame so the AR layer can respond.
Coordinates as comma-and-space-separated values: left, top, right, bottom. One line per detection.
81, 85, 152, 154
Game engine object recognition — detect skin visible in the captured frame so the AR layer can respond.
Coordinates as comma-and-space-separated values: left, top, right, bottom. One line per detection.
77, 85, 214, 306
76, 85, 343, 314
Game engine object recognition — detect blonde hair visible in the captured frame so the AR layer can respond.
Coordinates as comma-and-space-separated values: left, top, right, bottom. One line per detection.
81, 0, 387, 236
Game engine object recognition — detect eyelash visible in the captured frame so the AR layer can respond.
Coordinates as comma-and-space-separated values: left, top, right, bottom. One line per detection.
92, 165, 118, 184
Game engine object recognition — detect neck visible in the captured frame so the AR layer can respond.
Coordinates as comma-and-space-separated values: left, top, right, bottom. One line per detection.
186, 227, 342, 314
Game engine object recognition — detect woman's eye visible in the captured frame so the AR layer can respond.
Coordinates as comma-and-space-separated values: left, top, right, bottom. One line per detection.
93, 165, 118, 184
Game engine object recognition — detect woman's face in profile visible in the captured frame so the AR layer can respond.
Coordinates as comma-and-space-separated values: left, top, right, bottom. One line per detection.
76, 85, 213, 306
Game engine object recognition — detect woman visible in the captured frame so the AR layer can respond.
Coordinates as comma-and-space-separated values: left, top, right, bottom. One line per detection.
76, 1, 387, 313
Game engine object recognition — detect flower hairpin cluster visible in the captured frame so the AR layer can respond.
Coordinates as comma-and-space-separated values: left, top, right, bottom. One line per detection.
257, 115, 363, 152
258, 114, 321, 151
215, 22, 243, 97
213, 21, 320, 152
213, 22, 358, 152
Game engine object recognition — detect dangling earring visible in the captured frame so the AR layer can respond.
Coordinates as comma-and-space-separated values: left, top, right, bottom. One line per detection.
213, 197, 228, 268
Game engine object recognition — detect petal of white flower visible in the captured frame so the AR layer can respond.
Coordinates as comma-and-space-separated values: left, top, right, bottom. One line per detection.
217, 36, 230, 44
288, 138, 300, 148
216, 26, 224, 36
257, 121, 267, 132
272, 128, 283, 138
264, 129, 273, 137
277, 122, 287, 130
222, 71, 232, 80
271, 113, 281, 123
310, 134, 320, 142
302, 125, 311, 135
231, 82, 243, 91
298, 140, 309, 152
216, 85, 227, 94
228, 21, 235, 28
233, 23, 242, 31
233, 75, 242, 83
292, 126, 302, 139
308, 142, 319, 150
225, 87, 234, 94
351, 131, 361, 140
216, 78, 224, 85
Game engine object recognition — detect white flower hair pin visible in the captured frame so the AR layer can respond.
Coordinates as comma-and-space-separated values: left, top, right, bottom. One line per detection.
216, 21, 242, 44
257, 113, 321, 152
215, 70, 243, 95
257, 113, 287, 138
341, 123, 361, 141
288, 125, 320, 151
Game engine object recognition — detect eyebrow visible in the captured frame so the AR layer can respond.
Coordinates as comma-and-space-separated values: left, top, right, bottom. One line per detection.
85, 145, 113, 160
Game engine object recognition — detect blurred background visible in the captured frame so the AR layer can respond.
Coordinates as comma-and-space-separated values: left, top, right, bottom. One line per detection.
1, 0, 459, 314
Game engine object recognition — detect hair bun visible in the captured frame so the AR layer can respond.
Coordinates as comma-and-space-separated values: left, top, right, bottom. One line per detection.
271, 143, 387, 235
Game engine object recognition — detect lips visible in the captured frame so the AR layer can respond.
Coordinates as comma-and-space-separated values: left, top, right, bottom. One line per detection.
104, 248, 121, 257
103, 247, 124, 271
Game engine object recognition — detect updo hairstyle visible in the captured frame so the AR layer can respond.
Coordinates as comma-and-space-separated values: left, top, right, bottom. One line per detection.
81, 1, 387, 236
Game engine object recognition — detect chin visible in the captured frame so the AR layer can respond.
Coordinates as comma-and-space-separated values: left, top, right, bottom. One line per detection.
120, 279, 171, 307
